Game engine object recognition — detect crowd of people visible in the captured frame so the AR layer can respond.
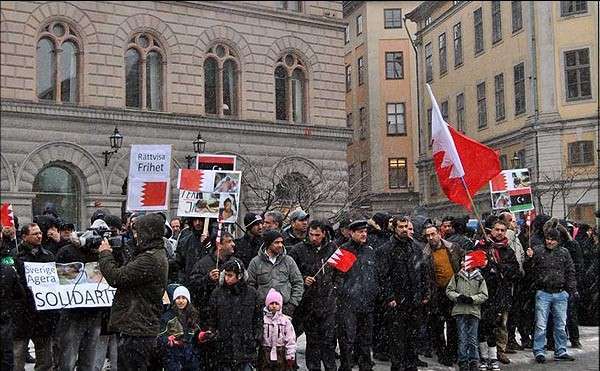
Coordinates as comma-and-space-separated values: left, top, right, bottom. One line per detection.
0, 203, 598, 371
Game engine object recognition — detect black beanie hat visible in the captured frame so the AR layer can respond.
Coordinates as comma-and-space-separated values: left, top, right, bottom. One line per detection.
545, 228, 560, 241
262, 230, 283, 248
244, 213, 263, 229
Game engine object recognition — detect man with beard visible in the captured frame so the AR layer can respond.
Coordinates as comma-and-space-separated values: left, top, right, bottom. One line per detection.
98, 213, 169, 370
288, 220, 337, 371
234, 213, 264, 268
474, 218, 520, 370
176, 217, 210, 284
283, 210, 309, 247
334, 220, 378, 371
377, 216, 428, 371
423, 224, 464, 366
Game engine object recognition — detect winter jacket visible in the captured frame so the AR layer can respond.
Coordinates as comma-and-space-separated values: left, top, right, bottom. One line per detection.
423, 239, 465, 305
564, 239, 584, 290
262, 309, 296, 361
377, 235, 427, 311
506, 229, 525, 274
287, 239, 337, 314
446, 269, 488, 318
332, 239, 379, 313
208, 280, 263, 364
446, 233, 475, 252
234, 233, 263, 269
98, 214, 169, 336
523, 243, 577, 295
0, 254, 25, 322
158, 306, 201, 346
282, 227, 304, 248
247, 248, 304, 308
12, 242, 60, 339
187, 252, 232, 322
176, 231, 211, 284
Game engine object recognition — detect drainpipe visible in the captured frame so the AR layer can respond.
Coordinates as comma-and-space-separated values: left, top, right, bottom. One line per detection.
404, 16, 421, 156
529, 2, 540, 183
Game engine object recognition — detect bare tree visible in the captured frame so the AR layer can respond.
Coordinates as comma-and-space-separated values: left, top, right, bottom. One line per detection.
533, 167, 597, 218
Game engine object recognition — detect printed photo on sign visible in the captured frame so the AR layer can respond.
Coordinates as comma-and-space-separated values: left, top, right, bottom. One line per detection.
177, 190, 220, 218
85, 262, 107, 284
219, 194, 238, 223
492, 191, 511, 210
510, 169, 530, 189
56, 262, 85, 285
195, 193, 220, 214
214, 172, 240, 193
197, 154, 236, 171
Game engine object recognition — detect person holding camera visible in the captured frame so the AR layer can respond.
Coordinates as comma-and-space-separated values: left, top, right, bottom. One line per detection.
98, 213, 169, 370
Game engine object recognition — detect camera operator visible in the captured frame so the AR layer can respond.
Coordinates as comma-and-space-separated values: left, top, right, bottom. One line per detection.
98, 213, 169, 370
55, 218, 113, 370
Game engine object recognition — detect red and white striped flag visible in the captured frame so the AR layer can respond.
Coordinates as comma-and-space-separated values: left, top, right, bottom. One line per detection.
327, 248, 357, 273
464, 250, 487, 271
0, 203, 15, 228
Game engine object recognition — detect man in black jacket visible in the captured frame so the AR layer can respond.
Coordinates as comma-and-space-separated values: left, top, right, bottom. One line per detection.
176, 217, 210, 284
525, 228, 578, 364
98, 213, 169, 370
283, 210, 309, 247
234, 213, 263, 268
12, 223, 59, 371
207, 258, 263, 370
377, 216, 427, 371
334, 220, 378, 371
288, 220, 337, 371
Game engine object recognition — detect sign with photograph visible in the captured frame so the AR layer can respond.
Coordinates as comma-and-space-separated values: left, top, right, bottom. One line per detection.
196, 154, 237, 171
24, 262, 116, 310
127, 145, 172, 211
489, 168, 534, 212
176, 170, 241, 223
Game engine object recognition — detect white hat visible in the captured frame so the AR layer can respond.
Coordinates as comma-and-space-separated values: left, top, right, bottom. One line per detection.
173, 286, 191, 303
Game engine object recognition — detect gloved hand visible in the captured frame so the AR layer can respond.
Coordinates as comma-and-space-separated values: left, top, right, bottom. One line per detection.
571, 291, 580, 302
167, 335, 183, 347
282, 303, 296, 317
286, 358, 295, 369
456, 295, 473, 304
197, 330, 215, 344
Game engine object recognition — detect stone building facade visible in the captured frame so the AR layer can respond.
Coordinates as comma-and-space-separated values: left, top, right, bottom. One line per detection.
0, 1, 350, 228
407, 1, 598, 224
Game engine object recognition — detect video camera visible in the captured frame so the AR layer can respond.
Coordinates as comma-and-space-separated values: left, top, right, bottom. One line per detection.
79, 227, 122, 251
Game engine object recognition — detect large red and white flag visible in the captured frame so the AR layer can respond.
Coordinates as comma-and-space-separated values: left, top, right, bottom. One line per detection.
426, 84, 501, 210
464, 250, 487, 271
0, 203, 15, 227
327, 248, 357, 273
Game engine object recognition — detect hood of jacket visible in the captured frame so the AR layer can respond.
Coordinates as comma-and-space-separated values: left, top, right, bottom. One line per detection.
134, 214, 165, 252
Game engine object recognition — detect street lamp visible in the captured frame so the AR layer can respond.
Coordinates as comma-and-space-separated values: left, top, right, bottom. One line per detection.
186, 131, 207, 168
511, 152, 520, 169
102, 126, 123, 167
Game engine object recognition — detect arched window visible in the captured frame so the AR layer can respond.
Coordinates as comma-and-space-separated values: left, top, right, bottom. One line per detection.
125, 33, 165, 111
32, 165, 80, 226
275, 171, 313, 204
36, 21, 80, 103
204, 44, 240, 117
274, 54, 308, 123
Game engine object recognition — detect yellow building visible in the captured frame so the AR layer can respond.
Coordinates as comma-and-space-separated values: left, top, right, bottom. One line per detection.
343, 1, 422, 214
407, 1, 598, 224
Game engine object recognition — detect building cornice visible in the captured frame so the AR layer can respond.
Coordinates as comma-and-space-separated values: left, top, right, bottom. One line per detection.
179, 1, 347, 30
408, 1, 470, 43
0, 100, 352, 142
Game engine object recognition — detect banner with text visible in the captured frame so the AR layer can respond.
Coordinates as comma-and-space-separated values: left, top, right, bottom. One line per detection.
489, 168, 534, 213
177, 170, 241, 223
25, 261, 116, 310
127, 144, 172, 211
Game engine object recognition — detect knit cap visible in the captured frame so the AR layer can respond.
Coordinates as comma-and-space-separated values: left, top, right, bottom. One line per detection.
265, 288, 283, 307
173, 286, 191, 303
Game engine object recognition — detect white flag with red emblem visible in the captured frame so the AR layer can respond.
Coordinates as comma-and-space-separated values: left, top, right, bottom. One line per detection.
327, 248, 357, 273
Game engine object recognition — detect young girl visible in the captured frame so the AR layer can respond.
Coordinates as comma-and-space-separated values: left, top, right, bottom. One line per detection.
158, 286, 202, 371
446, 250, 489, 371
259, 288, 297, 371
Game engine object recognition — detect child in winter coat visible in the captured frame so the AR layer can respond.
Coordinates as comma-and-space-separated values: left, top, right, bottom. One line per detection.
259, 288, 297, 371
446, 250, 489, 371
158, 286, 202, 371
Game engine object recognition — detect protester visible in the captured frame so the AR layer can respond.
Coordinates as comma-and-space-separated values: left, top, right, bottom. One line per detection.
524, 227, 578, 363
446, 216, 475, 252
259, 288, 297, 371
440, 216, 455, 239
234, 213, 264, 268
423, 223, 464, 366
446, 251, 489, 371
282, 210, 309, 247
98, 213, 169, 370
333, 220, 378, 371
334, 217, 352, 246
176, 217, 210, 284
247, 230, 304, 317
12, 223, 60, 371
158, 285, 202, 371
207, 258, 263, 370
170, 217, 183, 240
377, 216, 428, 371
263, 211, 284, 232
288, 220, 337, 371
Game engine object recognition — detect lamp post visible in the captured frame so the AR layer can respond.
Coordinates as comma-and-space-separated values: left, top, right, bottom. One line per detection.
511, 152, 521, 169
102, 127, 123, 167
185, 131, 207, 168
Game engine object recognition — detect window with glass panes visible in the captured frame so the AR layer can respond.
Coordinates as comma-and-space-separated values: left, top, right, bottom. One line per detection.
387, 103, 406, 135
388, 158, 408, 188
492, 1, 502, 43
474, 8, 484, 54
427, 108, 433, 147
356, 15, 363, 35
386, 52, 403, 79
495, 73, 505, 121
441, 101, 449, 121
425, 43, 433, 82
384, 9, 402, 29
454, 23, 463, 66
514, 63, 526, 114
477, 82, 487, 128
439, 33, 447, 75
561, 1, 588, 16
568, 141, 594, 166
512, 1, 522, 32
456, 93, 465, 132
345, 64, 352, 92
358, 57, 365, 85
565, 49, 591, 100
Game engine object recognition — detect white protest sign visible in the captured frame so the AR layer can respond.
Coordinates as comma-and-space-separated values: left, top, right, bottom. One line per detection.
127, 144, 172, 211
177, 170, 241, 223
25, 262, 116, 310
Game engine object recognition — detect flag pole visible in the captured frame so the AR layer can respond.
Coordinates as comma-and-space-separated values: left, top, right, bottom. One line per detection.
459, 177, 488, 239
